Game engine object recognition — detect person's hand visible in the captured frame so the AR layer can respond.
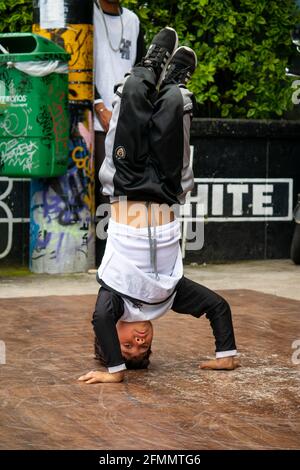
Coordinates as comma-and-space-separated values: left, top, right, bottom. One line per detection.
78, 370, 125, 384
95, 103, 112, 133
199, 356, 240, 370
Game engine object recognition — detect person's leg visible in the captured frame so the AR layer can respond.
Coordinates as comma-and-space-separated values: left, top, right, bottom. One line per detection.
172, 276, 238, 369
109, 27, 178, 168
99, 67, 156, 200
149, 83, 194, 201
149, 47, 197, 204
99, 28, 178, 200
110, 67, 157, 168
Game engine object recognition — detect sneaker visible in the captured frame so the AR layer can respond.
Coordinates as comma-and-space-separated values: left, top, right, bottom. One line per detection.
141, 27, 178, 86
163, 46, 197, 86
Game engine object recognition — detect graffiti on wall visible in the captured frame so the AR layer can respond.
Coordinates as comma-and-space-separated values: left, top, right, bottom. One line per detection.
32, 24, 93, 103
28, 18, 94, 272
30, 108, 95, 273
0, 139, 39, 174
0, 79, 30, 138
0, 177, 30, 260
0, 67, 69, 178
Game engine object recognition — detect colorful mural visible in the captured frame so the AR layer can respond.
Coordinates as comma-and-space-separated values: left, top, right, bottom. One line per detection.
29, 1, 95, 273
30, 107, 94, 273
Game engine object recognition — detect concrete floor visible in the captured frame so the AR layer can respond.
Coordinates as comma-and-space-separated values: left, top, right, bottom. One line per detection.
0, 260, 300, 449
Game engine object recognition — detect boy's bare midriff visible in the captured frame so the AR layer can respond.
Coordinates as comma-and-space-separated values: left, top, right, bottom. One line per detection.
111, 199, 175, 227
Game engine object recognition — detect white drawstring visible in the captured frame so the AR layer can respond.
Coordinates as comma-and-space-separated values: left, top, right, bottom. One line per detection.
146, 202, 160, 281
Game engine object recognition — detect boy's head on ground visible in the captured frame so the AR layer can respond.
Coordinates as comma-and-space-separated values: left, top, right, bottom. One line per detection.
117, 320, 153, 360
94, 320, 153, 369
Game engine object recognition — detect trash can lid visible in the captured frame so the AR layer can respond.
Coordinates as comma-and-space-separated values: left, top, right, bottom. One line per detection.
0, 33, 70, 63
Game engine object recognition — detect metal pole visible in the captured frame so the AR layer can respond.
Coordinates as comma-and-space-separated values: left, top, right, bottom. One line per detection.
30, 0, 94, 273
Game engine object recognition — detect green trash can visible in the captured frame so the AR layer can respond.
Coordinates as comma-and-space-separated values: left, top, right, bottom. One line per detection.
0, 33, 70, 178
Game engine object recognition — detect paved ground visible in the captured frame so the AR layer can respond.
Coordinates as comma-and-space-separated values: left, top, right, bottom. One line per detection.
1, 259, 300, 301
0, 260, 299, 450
0, 289, 300, 450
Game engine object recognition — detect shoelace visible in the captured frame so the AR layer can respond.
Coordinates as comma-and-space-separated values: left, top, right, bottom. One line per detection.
143, 45, 170, 72
165, 64, 193, 84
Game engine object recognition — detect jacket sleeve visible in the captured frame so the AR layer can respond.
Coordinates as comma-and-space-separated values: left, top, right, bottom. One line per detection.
92, 287, 126, 373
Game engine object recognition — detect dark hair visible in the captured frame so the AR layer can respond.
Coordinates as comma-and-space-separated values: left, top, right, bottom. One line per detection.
94, 336, 152, 370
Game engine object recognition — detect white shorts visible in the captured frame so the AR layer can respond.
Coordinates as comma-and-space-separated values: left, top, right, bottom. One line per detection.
97, 218, 183, 321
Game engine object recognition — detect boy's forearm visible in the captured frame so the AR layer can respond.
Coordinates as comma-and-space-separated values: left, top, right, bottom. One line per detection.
92, 288, 125, 371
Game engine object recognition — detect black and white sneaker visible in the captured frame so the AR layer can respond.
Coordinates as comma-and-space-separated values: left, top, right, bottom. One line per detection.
163, 46, 197, 86
141, 27, 178, 86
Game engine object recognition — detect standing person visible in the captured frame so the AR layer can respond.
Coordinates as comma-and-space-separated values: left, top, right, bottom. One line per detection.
79, 27, 238, 384
94, 0, 144, 264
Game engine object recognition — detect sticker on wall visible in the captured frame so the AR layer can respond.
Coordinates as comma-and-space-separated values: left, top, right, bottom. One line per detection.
40, 0, 65, 29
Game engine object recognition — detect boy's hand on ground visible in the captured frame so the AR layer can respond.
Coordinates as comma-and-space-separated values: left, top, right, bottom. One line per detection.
199, 356, 240, 370
78, 370, 124, 384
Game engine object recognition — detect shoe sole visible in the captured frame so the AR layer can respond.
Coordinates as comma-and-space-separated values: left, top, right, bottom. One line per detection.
174, 45, 198, 70
183, 46, 198, 69
157, 27, 179, 89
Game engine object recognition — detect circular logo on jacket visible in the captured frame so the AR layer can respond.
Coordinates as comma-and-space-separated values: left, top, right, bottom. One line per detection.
115, 146, 126, 160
